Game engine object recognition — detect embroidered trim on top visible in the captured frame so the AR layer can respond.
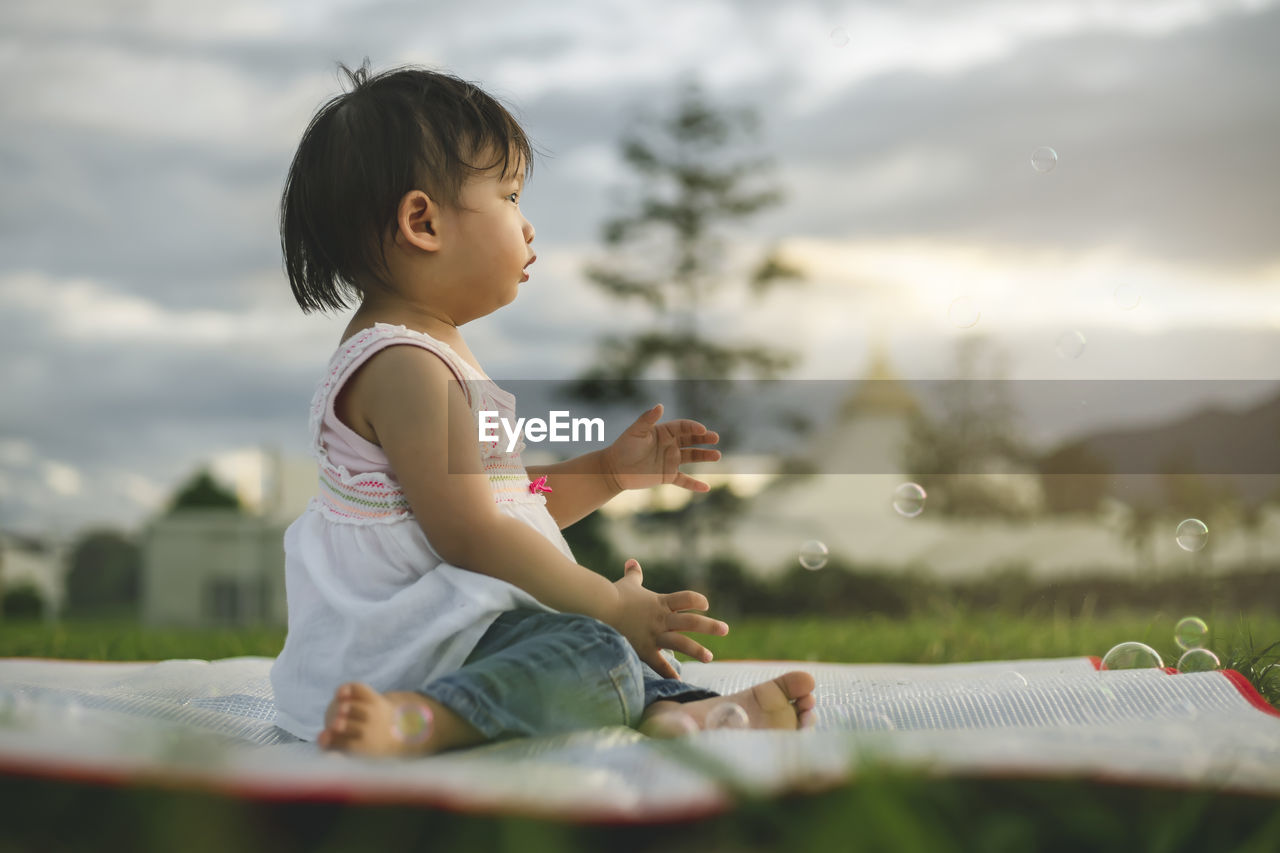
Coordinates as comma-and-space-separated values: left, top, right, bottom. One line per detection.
306, 324, 545, 525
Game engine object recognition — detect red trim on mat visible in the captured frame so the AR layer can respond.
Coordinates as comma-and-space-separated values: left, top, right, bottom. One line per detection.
0, 752, 737, 824
1220, 669, 1280, 718
1087, 656, 1102, 670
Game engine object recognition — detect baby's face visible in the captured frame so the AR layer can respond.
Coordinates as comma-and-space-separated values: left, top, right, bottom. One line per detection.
442, 155, 537, 316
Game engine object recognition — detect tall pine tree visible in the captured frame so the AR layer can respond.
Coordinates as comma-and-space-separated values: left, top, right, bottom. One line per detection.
572, 82, 805, 591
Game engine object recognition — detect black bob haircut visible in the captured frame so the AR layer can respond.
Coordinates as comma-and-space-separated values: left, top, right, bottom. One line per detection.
280, 60, 534, 314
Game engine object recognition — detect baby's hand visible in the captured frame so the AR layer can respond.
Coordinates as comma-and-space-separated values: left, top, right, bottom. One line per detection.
601, 403, 721, 493
608, 558, 729, 680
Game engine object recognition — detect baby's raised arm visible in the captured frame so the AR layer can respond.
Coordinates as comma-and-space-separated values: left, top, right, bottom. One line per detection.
356, 345, 723, 675
359, 345, 617, 613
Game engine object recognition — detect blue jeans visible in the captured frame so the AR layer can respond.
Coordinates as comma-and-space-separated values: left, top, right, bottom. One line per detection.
417, 609, 720, 741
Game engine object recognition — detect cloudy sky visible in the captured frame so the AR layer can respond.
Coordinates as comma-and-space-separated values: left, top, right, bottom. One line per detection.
2, 0, 1279, 539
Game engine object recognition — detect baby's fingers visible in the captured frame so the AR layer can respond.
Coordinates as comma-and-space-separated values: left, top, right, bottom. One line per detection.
665, 612, 729, 637
659, 633, 714, 663
663, 589, 711, 613
645, 650, 681, 680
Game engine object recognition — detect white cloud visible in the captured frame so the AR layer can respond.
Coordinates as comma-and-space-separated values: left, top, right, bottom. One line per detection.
778, 236, 1280, 330
5, 0, 1275, 153
704, 236, 1280, 381
560, 144, 627, 186
118, 472, 167, 511
0, 439, 36, 467
458, 0, 1280, 112
0, 269, 350, 356
2, 0, 295, 41
781, 147, 975, 219
0, 38, 330, 152
43, 461, 82, 497
209, 447, 267, 512
791, 0, 1277, 112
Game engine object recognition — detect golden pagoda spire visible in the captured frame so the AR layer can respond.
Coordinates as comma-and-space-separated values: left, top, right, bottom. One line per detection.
839, 333, 919, 420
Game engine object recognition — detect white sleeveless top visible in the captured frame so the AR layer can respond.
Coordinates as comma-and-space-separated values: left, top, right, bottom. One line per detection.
269, 323, 567, 741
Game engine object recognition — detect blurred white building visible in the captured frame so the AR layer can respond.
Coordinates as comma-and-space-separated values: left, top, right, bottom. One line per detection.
137, 446, 316, 628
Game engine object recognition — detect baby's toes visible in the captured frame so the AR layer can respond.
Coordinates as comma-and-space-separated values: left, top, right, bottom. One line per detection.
794, 693, 817, 714
337, 702, 370, 725
343, 682, 382, 704
318, 725, 350, 750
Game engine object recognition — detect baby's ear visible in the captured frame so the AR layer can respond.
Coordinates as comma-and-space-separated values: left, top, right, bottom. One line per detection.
395, 190, 441, 252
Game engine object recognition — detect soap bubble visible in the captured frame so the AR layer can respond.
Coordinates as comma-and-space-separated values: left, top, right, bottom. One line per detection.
1175, 518, 1208, 552
798, 540, 828, 570
830, 27, 850, 47
1174, 616, 1208, 650
892, 482, 927, 518
1113, 282, 1142, 310
1055, 330, 1087, 360
948, 296, 981, 328
706, 701, 750, 730
1030, 146, 1058, 173
391, 702, 433, 746
999, 671, 1029, 688
1177, 648, 1220, 673
1101, 641, 1164, 670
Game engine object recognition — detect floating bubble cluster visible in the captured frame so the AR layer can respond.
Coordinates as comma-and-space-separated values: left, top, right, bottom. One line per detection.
892, 482, 927, 518
1030, 146, 1058, 173
1113, 282, 1142, 310
1177, 648, 1220, 673
798, 540, 829, 570
1103, 617, 1220, 677
1174, 616, 1209, 650
1101, 641, 1164, 670
705, 701, 750, 730
391, 702, 433, 746
1175, 518, 1209, 552
1055, 330, 1087, 359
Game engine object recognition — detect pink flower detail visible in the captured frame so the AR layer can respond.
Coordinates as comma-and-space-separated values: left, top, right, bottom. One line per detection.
528, 475, 553, 495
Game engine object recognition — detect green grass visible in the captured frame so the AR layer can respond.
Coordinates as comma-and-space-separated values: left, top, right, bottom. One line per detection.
5, 608, 1276, 692
0, 618, 287, 662
1, 611, 1278, 852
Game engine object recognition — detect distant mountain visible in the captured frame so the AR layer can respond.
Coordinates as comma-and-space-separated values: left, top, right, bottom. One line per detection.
1039, 389, 1280, 508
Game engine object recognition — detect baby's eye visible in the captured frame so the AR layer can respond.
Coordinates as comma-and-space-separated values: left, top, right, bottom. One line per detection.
507, 192, 520, 204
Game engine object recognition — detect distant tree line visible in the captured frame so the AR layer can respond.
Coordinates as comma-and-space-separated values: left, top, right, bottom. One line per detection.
567, 548, 1280, 620
2, 467, 241, 620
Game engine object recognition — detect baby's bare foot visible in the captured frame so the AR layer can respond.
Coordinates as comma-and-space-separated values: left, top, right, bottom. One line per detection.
640, 670, 817, 737
317, 682, 442, 758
